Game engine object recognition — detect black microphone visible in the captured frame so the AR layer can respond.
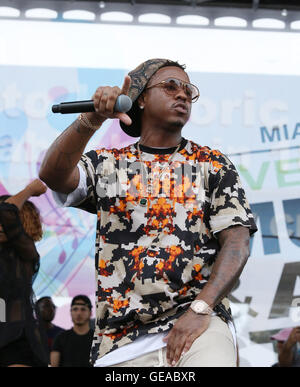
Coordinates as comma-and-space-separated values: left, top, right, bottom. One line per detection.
52, 94, 132, 114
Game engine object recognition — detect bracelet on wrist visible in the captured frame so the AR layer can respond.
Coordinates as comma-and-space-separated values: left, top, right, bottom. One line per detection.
78, 113, 102, 131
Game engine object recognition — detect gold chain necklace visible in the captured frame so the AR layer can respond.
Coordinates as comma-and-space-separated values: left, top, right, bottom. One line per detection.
136, 142, 181, 207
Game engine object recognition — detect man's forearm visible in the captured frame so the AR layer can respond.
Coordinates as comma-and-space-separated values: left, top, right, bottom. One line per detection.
39, 118, 98, 193
197, 226, 250, 308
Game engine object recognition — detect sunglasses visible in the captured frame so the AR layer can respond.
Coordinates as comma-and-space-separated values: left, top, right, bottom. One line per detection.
146, 78, 200, 103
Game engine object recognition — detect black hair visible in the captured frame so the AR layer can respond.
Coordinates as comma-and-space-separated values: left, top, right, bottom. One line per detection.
160, 60, 186, 72
0, 195, 43, 241
71, 295, 92, 310
0, 195, 10, 203
36, 296, 55, 307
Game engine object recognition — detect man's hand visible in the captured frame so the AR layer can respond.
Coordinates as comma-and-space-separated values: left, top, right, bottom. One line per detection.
163, 309, 211, 366
278, 327, 300, 367
86, 75, 132, 127
39, 75, 132, 194
286, 327, 300, 346
26, 179, 47, 197
162, 226, 250, 367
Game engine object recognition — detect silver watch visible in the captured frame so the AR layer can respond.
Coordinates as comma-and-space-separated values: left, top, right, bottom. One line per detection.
190, 300, 213, 315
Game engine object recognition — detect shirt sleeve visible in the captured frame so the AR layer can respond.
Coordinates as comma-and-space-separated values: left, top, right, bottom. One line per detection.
51, 150, 99, 214
208, 156, 257, 236
51, 163, 88, 207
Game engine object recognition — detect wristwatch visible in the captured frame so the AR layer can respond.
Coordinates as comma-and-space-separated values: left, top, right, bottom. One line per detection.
190, 300, 213, 315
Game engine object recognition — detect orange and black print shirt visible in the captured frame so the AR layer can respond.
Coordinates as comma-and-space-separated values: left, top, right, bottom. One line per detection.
73, 138, 257, 361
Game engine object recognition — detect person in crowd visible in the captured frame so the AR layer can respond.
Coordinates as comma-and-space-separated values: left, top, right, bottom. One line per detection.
50, 295, 94, 367
36, 296, 65, 352
271, 327, 300, 367
0, 179, 49, 367
39, 58, 257, 367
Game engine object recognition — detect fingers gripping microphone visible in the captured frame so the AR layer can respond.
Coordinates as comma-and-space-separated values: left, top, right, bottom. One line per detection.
52, 94, 132, 114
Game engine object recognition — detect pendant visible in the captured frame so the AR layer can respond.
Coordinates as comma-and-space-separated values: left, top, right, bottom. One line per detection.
139, 198, 147, 207
146, 184, 152, 194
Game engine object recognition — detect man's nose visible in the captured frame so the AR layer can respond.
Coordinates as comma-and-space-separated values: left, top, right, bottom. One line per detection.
175, 87, 189, 101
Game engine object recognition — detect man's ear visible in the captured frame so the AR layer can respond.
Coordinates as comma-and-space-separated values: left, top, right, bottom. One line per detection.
137, 93, 146, 110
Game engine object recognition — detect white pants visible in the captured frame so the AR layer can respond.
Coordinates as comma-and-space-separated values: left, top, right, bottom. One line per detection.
109, 316, 237, 367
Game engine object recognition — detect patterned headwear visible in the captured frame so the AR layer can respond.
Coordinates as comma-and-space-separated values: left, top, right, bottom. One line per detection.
120, 58, 180, 138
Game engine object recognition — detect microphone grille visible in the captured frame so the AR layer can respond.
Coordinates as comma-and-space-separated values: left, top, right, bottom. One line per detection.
115, 95, 132, 113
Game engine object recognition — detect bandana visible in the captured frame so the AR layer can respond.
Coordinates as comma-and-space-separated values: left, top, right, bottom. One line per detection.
120, 58, 179, 137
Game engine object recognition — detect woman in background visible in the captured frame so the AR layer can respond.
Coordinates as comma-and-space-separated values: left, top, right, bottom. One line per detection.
0, 179, 49, 367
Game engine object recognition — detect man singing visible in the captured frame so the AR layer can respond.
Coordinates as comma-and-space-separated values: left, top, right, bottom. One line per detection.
39, 58, 257, 367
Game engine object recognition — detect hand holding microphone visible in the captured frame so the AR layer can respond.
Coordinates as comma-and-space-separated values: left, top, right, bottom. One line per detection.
52, 75, 132, 129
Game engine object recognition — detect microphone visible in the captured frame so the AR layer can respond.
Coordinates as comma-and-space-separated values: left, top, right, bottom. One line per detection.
52, 94, 132, 114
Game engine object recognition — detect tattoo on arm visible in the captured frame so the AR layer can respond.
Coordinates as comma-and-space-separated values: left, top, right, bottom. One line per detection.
52, 120, 93, 173
39, 118, 96, 192
201, 226, 250, 307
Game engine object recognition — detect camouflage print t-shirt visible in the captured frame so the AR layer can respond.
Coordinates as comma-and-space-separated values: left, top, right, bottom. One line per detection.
72, 138, 257, 363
